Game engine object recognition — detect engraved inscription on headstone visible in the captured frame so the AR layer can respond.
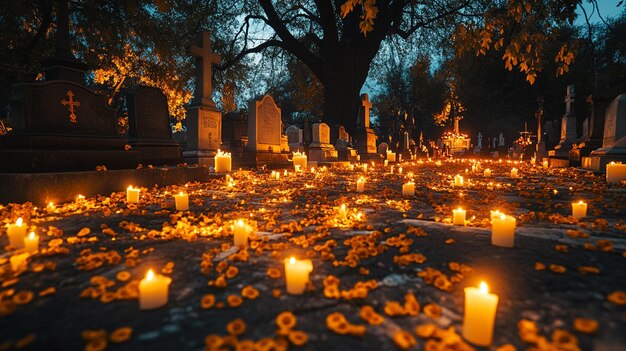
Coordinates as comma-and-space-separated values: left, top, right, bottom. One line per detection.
257, 99, 281, 146
200, 110, 221, 150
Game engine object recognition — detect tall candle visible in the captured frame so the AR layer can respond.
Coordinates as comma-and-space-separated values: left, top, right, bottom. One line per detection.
293, 152, 308, 171
214, 149, 232, 173
483, 169, 491, 177
24, 232, 39, 254
174, 192, 189, 211
606, 162, 626, 184
139, 269, 171, 310
453, 208, 466, 226
127, 186, 140, 203
284, 257, 313, 295
571, 200, 587, 219
6, 218, 27, 249
386, 150, 396, 162
454, 174, 464, 187
233, 219, 248, 247
510, 168, 518, 178
402, 181, 415, 196
491, 213, 516, 247
463, 281, 499, 346
356, 177, 365, 192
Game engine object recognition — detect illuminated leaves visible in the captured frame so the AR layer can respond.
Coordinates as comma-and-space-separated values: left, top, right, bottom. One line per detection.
340, 0, 379, 35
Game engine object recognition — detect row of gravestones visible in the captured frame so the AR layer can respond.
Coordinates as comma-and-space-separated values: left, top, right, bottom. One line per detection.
545, 84, 626, 171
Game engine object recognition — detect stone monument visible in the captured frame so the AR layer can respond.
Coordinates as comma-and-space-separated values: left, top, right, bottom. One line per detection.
334, 125, 358, 162
308, 123, 338, 163
583, 94, 626, 171
571, 92, 614, 166
548, 85, 577, 167
286, 125, 304, 153
221, 111, 248, 158
183, 31, 222, 167
355, 93, 378, 160
126, 85, 181, 165
246, 95, 290, 167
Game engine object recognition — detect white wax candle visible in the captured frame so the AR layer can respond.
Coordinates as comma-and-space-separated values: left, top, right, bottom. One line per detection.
384, 160, 388, 167
139, 269, 171, 310
386, 151, 396, 162
284, 257, 313, 295
24, 232, 39, 254
127, 186, 140, 203
463, 282, 499, 346
292, 152, 308, 171
402, 182, 415, 196
483, 169, 491, 177
214, 150, 232, 173
398, 167, 403, 174
10, 253, 29, 272
174, 192, 189, 211
339, 204, 347, 219
571, 201, 588, 219
510, 168, 518, 178
491, 213, 516, 247
454, 174, 464, 187
294, 165, 301, 172
6, 218, 27, 249
606, 162, 626, 184
233, 219, 248, 247
363, 164, 368, 173
542, 160, 549, 168
356, 177, 365, 192
453, 208, 466, 226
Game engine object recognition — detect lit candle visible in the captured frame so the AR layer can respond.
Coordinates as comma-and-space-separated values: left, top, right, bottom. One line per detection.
292, 152, 308, 171
384, 160, 388, 167
363, 164, 368, 173
284, 257, 313, 295
339, 204, 347, 219
402, 181, 415, 196
10, 253, 29, 272
453, 208, 466, 226
530, 157, 536, 165
139, 269, 171, 310
606, 162, 626, 184
542, 160, 549, 168
46, 202, 55, 213
398, 167, 403, 174
348, 164, 355, 171
571, 200, 588, 219
356, 177, 365, 192
491, 213, 516, 248
214, 149, 232, 173
6, 218, 27, 249
463, 281, 499, 346
294, 165, 301, 173
126, 186, 140, 203
483, 169, 491, 177
24, 232, 39, 254
174, 192, 189, 211
454, 174, 464, 187
233, 219, 248, 248
386, 150, 396, 162
510, 168, 518, 178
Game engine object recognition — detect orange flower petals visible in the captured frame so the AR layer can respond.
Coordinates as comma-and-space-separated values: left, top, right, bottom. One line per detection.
109, 327, 133, 343
573, 318, 598, 334
226, 318, 246, 336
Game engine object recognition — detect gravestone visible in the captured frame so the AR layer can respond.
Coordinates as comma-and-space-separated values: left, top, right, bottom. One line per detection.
286, 125, 304, 152
583, 94, 626, 171
571, 93, 614, 165
221, 111, 248, 158
0, 1, 138, 172
548, 85, 577, 167
183, 31, 223, 167
126, 85, 181, 165
309, 123, 338, 163
355, 93, 379, 160
246, 95, 290, 167
378, 142, 389, 155
334, 125, 358, 162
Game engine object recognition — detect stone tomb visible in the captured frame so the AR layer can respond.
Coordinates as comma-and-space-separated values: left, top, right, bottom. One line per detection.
334, 125, 358, 162
0, 80, 139, 172
286, 125, 304, 153
355, 93, 379, 160
126, 85, 181, 165
308, 123, 338, 163
583, 94, 626, 171
570, 93, 614, 165
246, 95, 290, 167
221, 111, 248, 158
377, 142, 389, 155
548, 85, 577, 167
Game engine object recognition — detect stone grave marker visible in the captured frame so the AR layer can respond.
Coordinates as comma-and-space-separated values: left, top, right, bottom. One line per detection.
246, 95, 290, 166
286, 125, 304, 152
378, 142, 389, 155
126, 85, 181, 165
309, 122, 338, 163
548, 85, 577, 166
585, 94, 626, 171
355, 93, 378, 159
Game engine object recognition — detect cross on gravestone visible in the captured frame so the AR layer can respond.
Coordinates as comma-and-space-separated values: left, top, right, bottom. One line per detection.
60, 90, 80, 123
360, 94, 372, 128
190, 31, 221, 107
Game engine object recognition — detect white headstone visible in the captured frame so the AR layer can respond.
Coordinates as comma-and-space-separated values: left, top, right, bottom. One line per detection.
248, 95, 282, 153
602, 94, 626, 148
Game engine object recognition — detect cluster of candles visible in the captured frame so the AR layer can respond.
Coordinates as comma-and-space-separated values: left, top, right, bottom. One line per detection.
386, 150, 396, 162
6, 218, 39, 254
292, 152, 307, 171
214, 149, 232, 173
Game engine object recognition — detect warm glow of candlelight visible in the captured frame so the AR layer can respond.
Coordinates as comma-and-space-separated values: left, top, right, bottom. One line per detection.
289, 257, 296, 265
479, 281, 488, 294
16, 217, 23, 226
146, 269, 154, 281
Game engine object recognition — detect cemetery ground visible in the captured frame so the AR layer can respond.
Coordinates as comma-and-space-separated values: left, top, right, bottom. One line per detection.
0, 160, 625, 351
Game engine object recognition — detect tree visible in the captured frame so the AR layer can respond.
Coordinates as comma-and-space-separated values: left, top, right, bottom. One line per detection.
220, 0, 594, 134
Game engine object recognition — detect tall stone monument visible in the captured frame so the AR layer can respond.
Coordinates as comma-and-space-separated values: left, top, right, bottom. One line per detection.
0, 0, 139, 172
548, 85, 577, 167
246, 95, 290, 167
534, 97, 547, 161
355, 93, 378, 160
583, 94, 626, 171
571, 92, 614, 166
184, 31, 222, 166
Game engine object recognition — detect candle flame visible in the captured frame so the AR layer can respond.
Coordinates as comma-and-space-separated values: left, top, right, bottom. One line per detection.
48, 202, 54, 208
146, 269, 154, 280
289, 257, 296, 264
500, 214, 506, 220
237, 219, 244, 226
29, 232, 35, 239
341, 204, 346, 210
578, 200, 584, 205
179, 191, 184, 196
128, 185, 133, 190
479, 281, 489, 294
457, 207, 463, 211
16, 218, 23, 226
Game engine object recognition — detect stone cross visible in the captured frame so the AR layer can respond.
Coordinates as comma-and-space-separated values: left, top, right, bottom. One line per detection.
453, 116, 461, 135
61, 90, 80, 123
190, 31, 221, 107
360, 93, 372, 128
565, 85, 575, 115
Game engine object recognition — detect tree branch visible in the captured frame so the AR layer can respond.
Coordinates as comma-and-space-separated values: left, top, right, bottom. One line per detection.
392, 1, 469, 39
220, 39, 285, 71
